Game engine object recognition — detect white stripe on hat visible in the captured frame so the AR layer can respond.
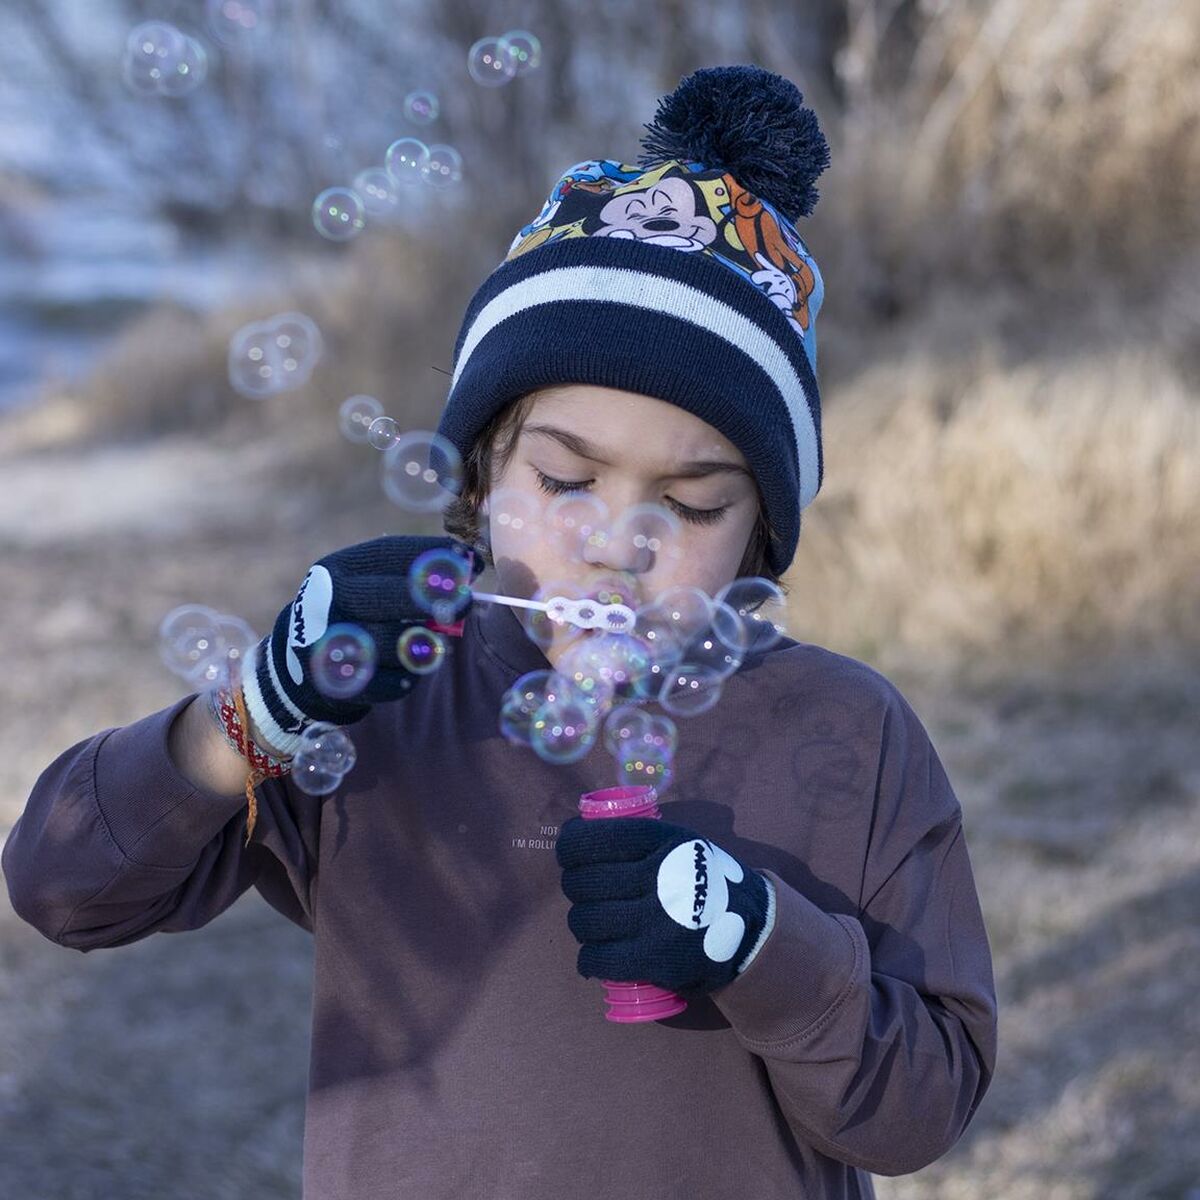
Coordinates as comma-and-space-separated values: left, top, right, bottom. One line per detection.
451, 265, 820, 508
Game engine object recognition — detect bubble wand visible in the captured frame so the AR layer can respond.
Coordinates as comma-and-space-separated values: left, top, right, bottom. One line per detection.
469, 591, 637, 634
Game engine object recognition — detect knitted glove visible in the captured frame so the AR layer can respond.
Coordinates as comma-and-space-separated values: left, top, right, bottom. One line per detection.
242, 535, 480, 757
556, 816, 775, 998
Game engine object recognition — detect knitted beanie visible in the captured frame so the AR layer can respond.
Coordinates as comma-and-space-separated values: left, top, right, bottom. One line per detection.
434, 64, 830, 577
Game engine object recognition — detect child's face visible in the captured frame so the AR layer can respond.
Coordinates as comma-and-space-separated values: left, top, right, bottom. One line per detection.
484, 384, 761, 669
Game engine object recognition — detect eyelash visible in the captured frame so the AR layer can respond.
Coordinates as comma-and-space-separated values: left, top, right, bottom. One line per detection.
533, 469, 730, 526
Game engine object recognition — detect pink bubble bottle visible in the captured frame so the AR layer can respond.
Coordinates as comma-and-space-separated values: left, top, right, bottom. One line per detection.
577, 785, 689, 1023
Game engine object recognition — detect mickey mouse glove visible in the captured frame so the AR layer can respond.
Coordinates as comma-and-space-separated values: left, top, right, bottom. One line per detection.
242, 534, 480, 758
555, 817, 776, 998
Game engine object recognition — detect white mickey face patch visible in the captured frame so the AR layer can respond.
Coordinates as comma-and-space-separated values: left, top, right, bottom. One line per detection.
656, 839, 747, 964
286, 564, 332, 685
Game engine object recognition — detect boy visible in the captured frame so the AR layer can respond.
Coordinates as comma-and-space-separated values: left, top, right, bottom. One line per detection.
3, 65, 997, 1198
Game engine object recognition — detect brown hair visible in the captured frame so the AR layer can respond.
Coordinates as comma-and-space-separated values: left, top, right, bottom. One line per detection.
442, 392, 793, 597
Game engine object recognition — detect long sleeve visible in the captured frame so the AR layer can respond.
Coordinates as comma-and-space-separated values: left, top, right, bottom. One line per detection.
710, 682, 998, 1177
2, 694, 317, 951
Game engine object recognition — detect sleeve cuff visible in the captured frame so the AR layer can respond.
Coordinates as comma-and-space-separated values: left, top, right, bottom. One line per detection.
711, 868, 869, 1048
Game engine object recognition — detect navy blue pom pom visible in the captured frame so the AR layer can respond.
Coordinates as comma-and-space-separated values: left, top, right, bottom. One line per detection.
637, 64, 831, 222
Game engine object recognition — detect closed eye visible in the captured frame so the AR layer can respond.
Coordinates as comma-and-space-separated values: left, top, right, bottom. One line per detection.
533, 470, 729, 526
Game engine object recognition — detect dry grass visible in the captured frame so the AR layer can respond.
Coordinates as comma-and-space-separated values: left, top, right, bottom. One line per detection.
789, 323, 1200, 677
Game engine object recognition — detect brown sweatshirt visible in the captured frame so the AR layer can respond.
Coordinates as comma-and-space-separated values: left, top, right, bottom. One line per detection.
3, 597, 997, 1199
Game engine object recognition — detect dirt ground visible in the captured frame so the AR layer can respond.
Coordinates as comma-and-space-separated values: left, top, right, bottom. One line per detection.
2, 432, 1198, 1199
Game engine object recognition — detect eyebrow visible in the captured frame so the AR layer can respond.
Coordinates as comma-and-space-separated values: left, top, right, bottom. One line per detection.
522, 424, 752, 481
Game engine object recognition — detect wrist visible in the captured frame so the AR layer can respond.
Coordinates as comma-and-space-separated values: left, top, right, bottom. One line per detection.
208, 682, 293, 776
736, 872, 777, 975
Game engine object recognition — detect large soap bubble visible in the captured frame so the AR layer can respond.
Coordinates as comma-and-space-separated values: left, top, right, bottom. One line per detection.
228, 312, 323, 399
544, 491, 610, 563
658, 663, 725, 718
714, 577, 790, 654
352, 168, 401, 222
292, 722, 356, 796
385, 138, 431, 187
310, 624, 377, 700
403, 89, 439, 124
530, 692, 599, 765
381, 430, 464, 514
408, 545, 476, 625
499, 670, 576, 747
339, 394, 384, 443
421, 144, 463, 189
312, 187, 366, 241
498, 31, 542, 76
468, 37, 518, 87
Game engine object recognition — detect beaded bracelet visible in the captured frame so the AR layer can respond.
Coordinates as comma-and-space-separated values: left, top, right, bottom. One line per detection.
209, 675, 292, 847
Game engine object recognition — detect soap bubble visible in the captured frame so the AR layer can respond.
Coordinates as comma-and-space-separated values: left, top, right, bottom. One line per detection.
498, 30, 542, 75
558, 632, 653, 709
482, 487, 542, 550
403, 89, 439, 124
530, 693, 599, 765
381, 430, 464, 514
312, 187, 366, 241
682, 600, 748, 681
421, 144, 463, 189
367, 416, 400, 449
122, 22, 186, 96
311, 624, 377, 700
158, 604, 223, 680
339, 394, 384, 443
658, 663, 725, 717
553, 637, 619, 712
385, 138, 431, 187
193, 614, 258, 689
544, 491, 610, 563
468, 37, 518, 87
157, 36, 208, 97
615, 734, 675, 796
513, 580, 589, 654
396, 625, 447, 675
499, 670, 575, 747
292, 722, 356, 796
607, 502, 687, 573
408, 545, 475, 625
636, 586, 713, 654
604, 706, 678, 758
352, 167, 401, 221
206, 0, 274, 44
714, 577, 790, 654
228, 312, 322, 399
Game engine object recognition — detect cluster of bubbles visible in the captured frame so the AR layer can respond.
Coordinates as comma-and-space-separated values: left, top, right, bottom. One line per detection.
292, 723, 357, 796
312, 85, 464, 243
227, 312, 323, 399
337, 402, 466, 516
496, 574, 789, 790
122, 22, 208, 97
467, 31, 542, 87
476, 468, 789, 785
159, 605, 257, 690
122, 4, 274, 98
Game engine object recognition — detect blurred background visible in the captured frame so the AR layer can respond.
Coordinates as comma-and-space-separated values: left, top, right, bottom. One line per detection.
1, 0, 1197, 1196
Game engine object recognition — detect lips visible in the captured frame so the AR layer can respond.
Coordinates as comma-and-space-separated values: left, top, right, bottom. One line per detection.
586, 580, 639, 609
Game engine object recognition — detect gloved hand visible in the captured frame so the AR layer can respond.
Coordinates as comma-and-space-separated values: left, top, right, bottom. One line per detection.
555, 817, 775, 998
242, 535, 481, 758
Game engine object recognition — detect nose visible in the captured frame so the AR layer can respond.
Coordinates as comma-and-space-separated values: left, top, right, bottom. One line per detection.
582, 532, 654, 577
641, 218, 679, 232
